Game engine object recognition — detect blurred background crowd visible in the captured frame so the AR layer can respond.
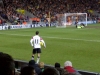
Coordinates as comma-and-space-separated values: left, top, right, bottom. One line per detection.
0, 0, 100, 25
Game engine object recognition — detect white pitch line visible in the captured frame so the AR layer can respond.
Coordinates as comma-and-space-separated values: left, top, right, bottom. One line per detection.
0, 33, 100, 42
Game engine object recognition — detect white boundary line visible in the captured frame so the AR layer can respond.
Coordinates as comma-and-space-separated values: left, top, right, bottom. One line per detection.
0, 33, 100, 42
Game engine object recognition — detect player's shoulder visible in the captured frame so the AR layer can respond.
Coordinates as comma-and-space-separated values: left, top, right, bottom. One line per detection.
40, 37, 43, 40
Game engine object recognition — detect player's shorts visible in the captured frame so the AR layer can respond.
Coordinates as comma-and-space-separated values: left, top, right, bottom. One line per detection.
33, 48, 41, 54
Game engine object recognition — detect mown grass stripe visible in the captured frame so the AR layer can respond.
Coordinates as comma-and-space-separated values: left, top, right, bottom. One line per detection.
0, 33, 100, 42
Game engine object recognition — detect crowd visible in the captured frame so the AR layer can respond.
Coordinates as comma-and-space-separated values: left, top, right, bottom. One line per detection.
0, 0, 30, 25
0, 0, 100, 25
0, 52, 82, 75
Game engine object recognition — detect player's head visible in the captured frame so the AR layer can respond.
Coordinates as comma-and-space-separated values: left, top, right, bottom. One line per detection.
0, 52, 15, 75
36, 31, 39, 35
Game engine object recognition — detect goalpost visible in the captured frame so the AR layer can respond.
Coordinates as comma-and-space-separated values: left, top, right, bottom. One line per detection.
56, 13, 87, 27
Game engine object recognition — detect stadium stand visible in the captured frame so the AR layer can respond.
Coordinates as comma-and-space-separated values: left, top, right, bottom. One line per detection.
0, 0, 100, 25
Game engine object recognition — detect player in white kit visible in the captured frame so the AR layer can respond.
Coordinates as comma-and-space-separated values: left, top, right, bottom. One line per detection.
30, 31, 46, 63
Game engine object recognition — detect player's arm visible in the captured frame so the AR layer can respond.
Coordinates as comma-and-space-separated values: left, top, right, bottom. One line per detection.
30, 38, 34, 46
40, 37, 46, 48
41, 39, 46, 48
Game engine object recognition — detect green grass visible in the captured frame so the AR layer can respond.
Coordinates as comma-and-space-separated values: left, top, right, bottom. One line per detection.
0, 23, 100, 73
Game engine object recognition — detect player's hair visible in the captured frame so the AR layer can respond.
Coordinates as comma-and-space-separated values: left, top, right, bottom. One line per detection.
36, 31, 39, 35
0, 52, 15, 75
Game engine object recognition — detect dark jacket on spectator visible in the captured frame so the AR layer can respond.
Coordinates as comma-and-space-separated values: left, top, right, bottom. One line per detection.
55, 67, 66, 75
28, 60, 42, 75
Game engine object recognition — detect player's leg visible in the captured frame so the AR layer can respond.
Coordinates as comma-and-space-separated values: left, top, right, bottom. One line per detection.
32, 49, 36, 60
36, 48, 41, 64
76, 24, 77, 28
37, 53, 40, 64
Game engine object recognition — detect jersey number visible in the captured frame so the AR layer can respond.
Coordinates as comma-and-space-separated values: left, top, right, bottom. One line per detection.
34, 39, 39, 44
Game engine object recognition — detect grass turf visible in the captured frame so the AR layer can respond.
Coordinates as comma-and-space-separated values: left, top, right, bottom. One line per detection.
0, 23, 100, 73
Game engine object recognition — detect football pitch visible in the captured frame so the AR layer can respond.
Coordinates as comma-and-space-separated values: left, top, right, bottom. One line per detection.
0, 23, 100, 73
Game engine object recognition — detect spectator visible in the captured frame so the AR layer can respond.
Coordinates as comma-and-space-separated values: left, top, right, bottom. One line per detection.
41, 67, 60, 75
20, 65, 37, 75
0, 0, 99, 24
28, 60, 42, 75
0, 52, 15, 75
64, 61, 81, 75
39, 62, 45, 72
54, 62, 65, 75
